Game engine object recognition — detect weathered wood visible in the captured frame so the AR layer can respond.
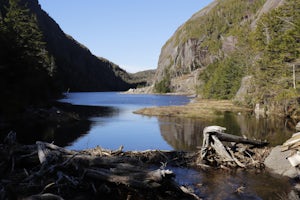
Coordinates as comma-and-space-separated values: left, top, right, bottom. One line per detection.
85, 168, 174, 189
210, 135, 233, 162
200, 126, 268, 168
23, 193, 64, 200
204, 126, 268, 146
282, 133, 300, 151
0, 139, 200, 200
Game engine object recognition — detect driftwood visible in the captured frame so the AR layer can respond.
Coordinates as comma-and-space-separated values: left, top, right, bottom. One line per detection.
281, 132, 300, 167
200, 126, 269, 168
0, 138, 199, 200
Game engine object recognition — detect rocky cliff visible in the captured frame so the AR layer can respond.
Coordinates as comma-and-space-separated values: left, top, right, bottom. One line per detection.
154, 0, 300, 117
22, 0, 135, 92
155, 0, 265, 94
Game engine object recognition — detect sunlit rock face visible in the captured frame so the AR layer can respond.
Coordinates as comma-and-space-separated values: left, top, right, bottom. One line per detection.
153, 0, 287, 99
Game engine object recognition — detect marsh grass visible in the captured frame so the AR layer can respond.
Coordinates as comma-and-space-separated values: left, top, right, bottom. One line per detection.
134, 99, 251, 119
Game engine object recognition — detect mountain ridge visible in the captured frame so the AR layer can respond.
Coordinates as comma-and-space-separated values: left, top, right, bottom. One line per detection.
23, 0, 136, 92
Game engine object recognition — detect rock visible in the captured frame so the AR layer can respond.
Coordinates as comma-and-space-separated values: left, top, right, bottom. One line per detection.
234, 76, 254, 103
264, 146, 299, 178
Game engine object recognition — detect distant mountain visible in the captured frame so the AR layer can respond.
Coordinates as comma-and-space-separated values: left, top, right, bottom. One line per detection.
21, 0, 136, 92
153, 0, 300, 117
130, 69, 156, 87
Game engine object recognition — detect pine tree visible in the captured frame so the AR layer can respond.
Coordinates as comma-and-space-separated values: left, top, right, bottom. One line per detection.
2, 0, 54, 75
0, 0, 57, 113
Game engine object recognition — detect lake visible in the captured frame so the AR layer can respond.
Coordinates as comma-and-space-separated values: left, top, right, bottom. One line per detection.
57, 92, 295, 151
59, 92, 191, 150
5, 92, 297, 199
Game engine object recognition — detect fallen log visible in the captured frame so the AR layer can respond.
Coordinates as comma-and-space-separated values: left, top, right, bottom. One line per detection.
203, 126, 269, 146
85, 168, 174, 189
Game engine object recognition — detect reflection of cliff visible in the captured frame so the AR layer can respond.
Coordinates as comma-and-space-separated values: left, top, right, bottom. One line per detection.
158, 112, 296, 151
158, 117, 208, 151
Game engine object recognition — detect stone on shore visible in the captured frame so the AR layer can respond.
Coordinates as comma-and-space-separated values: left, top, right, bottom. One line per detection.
264, 146, 299, 178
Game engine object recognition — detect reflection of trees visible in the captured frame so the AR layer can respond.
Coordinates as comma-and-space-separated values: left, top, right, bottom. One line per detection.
11, 105, 118, 147
158, 112, 296, 151
158, 117, 208, 151
199, 169, 291, 199
235, 114, 296, 146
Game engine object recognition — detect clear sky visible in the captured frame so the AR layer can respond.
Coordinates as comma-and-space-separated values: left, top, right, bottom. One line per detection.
38, 0, 213, 73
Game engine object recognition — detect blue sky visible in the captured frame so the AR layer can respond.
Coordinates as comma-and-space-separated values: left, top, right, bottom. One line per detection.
38, 0, 213, 73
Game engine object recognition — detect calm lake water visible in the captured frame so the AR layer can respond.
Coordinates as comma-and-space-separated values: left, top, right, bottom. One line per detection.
58, 92, 296, 151
5, 92, 297, 199
59, 92, 191, 150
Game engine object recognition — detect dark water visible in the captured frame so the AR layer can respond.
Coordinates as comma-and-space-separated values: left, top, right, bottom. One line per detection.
3, 92, 297, 199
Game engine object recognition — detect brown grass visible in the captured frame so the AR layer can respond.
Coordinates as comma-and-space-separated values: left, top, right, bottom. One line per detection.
133, 99, 251, 119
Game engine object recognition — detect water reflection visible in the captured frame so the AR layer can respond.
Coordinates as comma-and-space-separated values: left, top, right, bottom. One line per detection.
159, 112, 296, 151
198, 169, 292, 200
170, 166, 293, 199
1, 104, 119, 147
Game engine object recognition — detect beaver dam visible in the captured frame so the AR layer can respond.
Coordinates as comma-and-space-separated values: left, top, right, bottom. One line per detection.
0, 126, 275, 200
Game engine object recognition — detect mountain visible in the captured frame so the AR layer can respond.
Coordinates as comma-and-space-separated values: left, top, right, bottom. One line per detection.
0, 0, 141, 114
130, 69, 156, 87
153, 0, 300, 117
20, 0, 136, 92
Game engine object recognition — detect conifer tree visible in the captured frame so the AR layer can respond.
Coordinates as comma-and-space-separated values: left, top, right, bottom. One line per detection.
0, 0, 57, 112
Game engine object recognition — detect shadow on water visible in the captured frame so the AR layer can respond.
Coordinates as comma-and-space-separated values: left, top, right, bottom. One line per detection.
172, 167, 293, 200
0, 104, 119, 147
159, 111, 296, 151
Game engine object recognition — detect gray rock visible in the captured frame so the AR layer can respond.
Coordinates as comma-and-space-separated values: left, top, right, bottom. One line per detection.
264, 146, 299, 178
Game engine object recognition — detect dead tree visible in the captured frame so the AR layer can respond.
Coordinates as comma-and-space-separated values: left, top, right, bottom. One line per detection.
200, 126, 269, 168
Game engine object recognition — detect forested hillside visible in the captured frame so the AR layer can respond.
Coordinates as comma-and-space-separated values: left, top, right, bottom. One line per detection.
0, 0, 137, 114
155, 0, 300, 117
0, 0, 58, 113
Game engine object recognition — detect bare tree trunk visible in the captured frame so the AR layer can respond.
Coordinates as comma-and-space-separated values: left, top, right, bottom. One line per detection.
293, 64, 296, 89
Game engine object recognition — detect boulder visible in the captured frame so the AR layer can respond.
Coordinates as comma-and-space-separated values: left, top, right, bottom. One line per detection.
264, 146, 299, 178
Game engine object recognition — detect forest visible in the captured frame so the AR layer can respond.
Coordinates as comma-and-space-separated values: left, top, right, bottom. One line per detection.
0, 0, 59, 114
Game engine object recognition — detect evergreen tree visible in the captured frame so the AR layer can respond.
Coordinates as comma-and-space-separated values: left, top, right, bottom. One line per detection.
0, 0, 57, 113
253, 0, 300, 101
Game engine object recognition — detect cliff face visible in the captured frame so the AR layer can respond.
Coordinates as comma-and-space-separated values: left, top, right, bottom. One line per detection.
155, 2, 218, 94
155, 0, 300, 117
22, 0, 134, 92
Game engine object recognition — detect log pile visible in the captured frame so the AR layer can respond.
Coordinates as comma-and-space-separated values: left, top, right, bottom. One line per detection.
198, 126, 269, 169
0, 132, 199, 200
0, 126, 270, 199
